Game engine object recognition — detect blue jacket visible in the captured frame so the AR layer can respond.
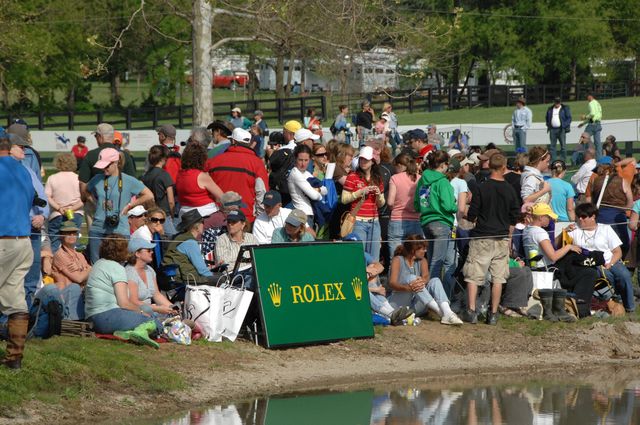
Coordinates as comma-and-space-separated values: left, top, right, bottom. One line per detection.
545, 104, 572, 131
0, 156, 34, 236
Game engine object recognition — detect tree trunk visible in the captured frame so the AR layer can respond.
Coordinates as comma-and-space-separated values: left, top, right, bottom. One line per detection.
0, 70, 8, 109
457, 58, 476, 104
570, 58, 577, 100
66, 86, 76, 110
285, 54, 294, 98
192, 0, 213, 126
110, 73, 121, 107
247, 52, 258, 100
275, 53, 285, 98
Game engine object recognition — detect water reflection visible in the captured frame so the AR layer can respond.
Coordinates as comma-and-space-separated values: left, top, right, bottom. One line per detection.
156, 380, 640, 425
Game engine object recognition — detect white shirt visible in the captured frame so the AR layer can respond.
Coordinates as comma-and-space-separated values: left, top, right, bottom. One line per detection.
571, 159, 596, 194
287, 167, 324, 216
278, 140, 296, 151
521, 166, 550, 204
253, 207, 310, 244
551, 106, 561, 128
568, 223, 621, 263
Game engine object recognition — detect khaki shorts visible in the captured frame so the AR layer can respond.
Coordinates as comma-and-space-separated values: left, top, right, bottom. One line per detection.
463, 238, 510, 286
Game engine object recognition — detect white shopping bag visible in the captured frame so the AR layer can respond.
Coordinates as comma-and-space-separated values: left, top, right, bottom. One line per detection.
184, 284, 225, 342
221, 276, 253, 342
531, 271, 556, 290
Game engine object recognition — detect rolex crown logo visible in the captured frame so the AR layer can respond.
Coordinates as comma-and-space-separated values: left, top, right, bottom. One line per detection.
351, 277, 363, 301
268, 283, 282, 307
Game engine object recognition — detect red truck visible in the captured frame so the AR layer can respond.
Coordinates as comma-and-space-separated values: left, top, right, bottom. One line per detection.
213, 70, 249, 89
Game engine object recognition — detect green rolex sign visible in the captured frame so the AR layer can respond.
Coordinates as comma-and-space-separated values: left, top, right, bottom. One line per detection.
251, 242, 374, 348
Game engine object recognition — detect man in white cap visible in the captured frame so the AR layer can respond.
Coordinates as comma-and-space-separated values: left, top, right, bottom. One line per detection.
78, 123, 136, 184
206, 128, 268, 224
127, 205, 148, 236
293, 128, 320, 150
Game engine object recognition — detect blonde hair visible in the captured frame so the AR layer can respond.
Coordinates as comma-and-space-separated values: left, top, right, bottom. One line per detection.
54, 152, 77, 172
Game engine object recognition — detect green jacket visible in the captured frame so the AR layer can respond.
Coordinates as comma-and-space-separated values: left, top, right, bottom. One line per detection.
162, 232, 210, 284
414, 169, 457, 227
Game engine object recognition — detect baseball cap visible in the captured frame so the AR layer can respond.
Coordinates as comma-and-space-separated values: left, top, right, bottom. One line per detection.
8, 133, 28, 146
468, 153, 481, 166
447, 148, 462, 157
263, 190, 282, 207
220, 191, 248, 209
459, 157, 474, 167
226, 209, 247, 222
128, 237, 156, 253
412, 129, 427, 141
231, 128, 252, 145
531, 203, 558, 220
94, 123, 114, 136
294, 128, 320, 143
93, 147, 120, 169
157, 124, 177, 138
597, 156, 613, 165
254, 110, 264, 117
7, 123, 29, 140
447, 158, 461, 173
285, 209, 307, 227
127, 205, 147, 217
267, 131, 284, 146
284, 120, 302, 133
231, 107, 242, 114
113, 130, 123, 145
359, 146, 375, 161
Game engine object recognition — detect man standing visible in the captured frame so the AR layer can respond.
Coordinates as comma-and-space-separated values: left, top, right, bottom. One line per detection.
355, 100, 374, 146
578, 93, 603, 160
462, 153, 520, 325
427, 124, 444, 149
78, 123, 136, 183
207, 128, 269, 224
206, 120, 234, 159
545, 97, 572, 162
0, 133, 35, 369
268, 120, 302, 205
410, 129, 435, 166
511, 97, 532, 153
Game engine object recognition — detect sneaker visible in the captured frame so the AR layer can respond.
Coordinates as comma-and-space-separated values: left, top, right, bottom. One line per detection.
461, 309, 478, 324
441, 313, 463, 326
486, 312, 499, 326
390, 306, 414, 326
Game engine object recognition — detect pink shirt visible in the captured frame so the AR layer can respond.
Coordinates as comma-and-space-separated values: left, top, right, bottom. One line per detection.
390, 172, 420, 221
44, 171, 84, 219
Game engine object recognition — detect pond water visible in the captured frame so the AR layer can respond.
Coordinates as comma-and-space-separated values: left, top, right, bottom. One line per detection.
133, 374, 640, 425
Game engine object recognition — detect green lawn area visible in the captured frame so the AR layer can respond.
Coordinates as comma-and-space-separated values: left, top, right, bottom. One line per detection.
395, 96, 640, 125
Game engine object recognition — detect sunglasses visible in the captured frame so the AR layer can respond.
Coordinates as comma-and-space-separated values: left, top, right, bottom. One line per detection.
149, 217, 166, 224
315, 152, 327, 157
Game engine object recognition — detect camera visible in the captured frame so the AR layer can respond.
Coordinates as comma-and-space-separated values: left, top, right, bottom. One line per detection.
32, 195, 47, 208
105, 214, 120, 227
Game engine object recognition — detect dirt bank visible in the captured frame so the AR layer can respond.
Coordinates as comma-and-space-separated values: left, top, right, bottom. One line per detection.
5, 318, 640, 424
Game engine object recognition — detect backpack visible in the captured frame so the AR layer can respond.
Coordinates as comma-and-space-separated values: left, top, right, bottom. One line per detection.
329, 121, 337, 135
268, 149, 295, 194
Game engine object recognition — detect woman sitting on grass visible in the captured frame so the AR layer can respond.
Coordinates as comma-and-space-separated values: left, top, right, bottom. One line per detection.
85, 234, 160, 348
125, 238, 175, 316
387, 235, 463, 325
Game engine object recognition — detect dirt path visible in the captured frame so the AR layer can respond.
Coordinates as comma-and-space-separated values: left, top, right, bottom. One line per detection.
7, 319, 640, 424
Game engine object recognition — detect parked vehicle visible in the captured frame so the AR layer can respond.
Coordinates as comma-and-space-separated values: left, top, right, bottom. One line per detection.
213, 70, 249, 89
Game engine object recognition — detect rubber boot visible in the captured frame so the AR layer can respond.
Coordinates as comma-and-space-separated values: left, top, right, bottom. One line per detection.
2, 312, 29, 370
538, 289, 559, 322
114, 321, 159, 349
552, 289, 577, 323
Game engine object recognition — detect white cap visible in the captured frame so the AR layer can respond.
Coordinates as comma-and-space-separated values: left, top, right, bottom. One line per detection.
231, 128, 252, 144
468, 153, 481, 166
127, 205, 147, 217
448, 149, 462, 157
294, 128, 320, 143
460, 157, 474, 166
231, 107, 241, 113
359, 146, 374, 161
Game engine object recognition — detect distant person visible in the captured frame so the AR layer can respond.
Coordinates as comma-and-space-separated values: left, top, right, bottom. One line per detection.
511, 97, 532, 153
448, 129, 469, 153
355, 100, 375, 146
333, 104, 350, 144
427, 124, 444, 148
7, 123, 43, 181
71, 136, 88, 168
156, 124, 181, 182
578, 93, 603, 160
229, 107, 251, 130
141, 145, 176, 236
206, 120, 234, 159
545, 97, 572, 162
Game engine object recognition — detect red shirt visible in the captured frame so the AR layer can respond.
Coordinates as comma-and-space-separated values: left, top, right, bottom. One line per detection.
71, 144, 88, 160
176, 169, 214, 207
343, 172, 383, 218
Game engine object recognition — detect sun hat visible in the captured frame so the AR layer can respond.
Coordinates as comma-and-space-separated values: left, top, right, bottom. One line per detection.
285, 209, 307, 227
59, 221, 79, 233
127, 205, 147, 218
231, 107, 242, 114
207, 120, 234, 137
93, 148, 120, 169
177, 209, 203, 232
128, 237, 156, 253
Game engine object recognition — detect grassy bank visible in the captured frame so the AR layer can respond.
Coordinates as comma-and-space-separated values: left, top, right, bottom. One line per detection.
2, 311, 639, 423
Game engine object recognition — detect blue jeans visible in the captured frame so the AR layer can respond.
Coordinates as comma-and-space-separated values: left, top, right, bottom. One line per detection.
89, 308, 159, 334
29, 284, 85, 337
597, 207, 629, 257
423, 221, 457, 297
48, 213, 84, 252
388, 277, 448, 316
549, 128, 567, 162
604, 262, 635, 312
513, 128, 527, 152
586, 122, 602, 159
388, 219, 423, 259
369, 292, 394, 317
24, 233, 41, 310
353, 218, 382, 262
